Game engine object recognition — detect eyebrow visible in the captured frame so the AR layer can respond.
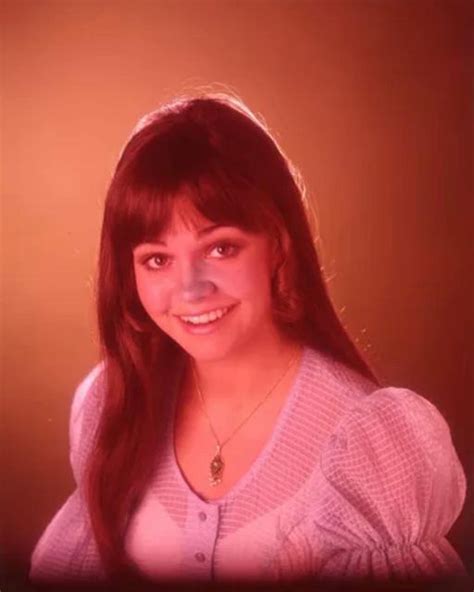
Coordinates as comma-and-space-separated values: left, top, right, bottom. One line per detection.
135, 224, 234, 249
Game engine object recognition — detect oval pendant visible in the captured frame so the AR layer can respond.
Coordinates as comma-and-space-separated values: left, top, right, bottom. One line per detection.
209, 451, 224, 486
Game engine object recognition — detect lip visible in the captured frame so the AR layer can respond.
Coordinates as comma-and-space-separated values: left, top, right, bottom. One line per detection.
177, 303, 238, 335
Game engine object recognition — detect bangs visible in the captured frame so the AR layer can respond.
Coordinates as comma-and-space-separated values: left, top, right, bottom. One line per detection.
111, 165, 275, 249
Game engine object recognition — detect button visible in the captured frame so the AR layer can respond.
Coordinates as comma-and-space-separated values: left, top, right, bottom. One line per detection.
198, 511, 207, 522
194, 552, 206, 562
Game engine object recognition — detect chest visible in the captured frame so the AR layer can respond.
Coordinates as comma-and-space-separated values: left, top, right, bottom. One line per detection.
125, 468, 321, 583
173, 379, 294, 501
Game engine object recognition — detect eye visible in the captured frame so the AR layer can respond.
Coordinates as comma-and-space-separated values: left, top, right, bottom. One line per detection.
208, 241, 240, 259
142, 253, 170, 271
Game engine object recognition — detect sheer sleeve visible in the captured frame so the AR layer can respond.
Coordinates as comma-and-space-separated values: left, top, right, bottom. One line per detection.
29, 364, 106, 584
316, 387, 467, 582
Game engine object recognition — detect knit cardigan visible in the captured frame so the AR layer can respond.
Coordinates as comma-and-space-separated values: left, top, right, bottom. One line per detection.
29, 346, 467, 584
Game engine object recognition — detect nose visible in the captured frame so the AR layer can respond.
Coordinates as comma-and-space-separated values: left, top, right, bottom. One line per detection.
178, 259, 216, 303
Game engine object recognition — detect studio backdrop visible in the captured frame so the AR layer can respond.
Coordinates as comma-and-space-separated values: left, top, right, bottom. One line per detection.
1, 0, 472, 582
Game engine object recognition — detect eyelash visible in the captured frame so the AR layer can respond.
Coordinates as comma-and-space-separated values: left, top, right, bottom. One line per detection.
141, 241, 241, 271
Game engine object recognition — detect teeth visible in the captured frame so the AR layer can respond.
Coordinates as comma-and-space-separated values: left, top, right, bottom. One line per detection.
181, 306, 230, 325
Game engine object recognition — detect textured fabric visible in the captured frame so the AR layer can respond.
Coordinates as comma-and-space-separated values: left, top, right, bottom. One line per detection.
29, 346, 467, 584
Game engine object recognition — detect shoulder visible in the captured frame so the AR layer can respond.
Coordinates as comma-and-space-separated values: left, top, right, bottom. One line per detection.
305, 385, 469, 580
320, 385, 466, 535
294, 347, 378, 438
301, 346, 377, 402
70, 364, 105, 430
69, 362, 105, 482
325, 385, 462, 465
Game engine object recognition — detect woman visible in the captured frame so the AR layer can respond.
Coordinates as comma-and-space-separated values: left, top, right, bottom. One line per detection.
30, 93, 467, 587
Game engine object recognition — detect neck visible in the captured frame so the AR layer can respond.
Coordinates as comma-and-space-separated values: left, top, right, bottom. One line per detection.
185, 330, 303, 409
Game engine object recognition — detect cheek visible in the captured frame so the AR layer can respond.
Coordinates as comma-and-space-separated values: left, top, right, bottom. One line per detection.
215, 258, 272, 299
135, 275, 172, 316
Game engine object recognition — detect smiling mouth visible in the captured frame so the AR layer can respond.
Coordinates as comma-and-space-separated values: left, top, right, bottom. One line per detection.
177, 304, 235, 325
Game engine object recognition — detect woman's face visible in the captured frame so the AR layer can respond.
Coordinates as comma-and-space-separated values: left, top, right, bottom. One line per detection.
132, 199, 280, 361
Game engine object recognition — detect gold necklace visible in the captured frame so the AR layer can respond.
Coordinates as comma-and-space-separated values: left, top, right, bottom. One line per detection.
191, 347, 301, 487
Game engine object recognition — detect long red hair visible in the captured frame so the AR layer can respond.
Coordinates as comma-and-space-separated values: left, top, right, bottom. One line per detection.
88, 93, 382, 581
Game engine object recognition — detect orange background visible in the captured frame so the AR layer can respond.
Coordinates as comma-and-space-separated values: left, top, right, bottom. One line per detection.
1, 0, 472, 582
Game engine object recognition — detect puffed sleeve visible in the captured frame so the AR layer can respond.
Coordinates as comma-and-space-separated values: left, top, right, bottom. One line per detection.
29, 364, 106, 584
316, 387, 467, 582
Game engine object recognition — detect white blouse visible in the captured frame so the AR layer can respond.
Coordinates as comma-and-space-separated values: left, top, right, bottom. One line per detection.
30, 346, 467, 584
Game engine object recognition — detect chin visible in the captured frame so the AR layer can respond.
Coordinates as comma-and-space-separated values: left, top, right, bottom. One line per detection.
179, 339, 237, 362
169, 329, 248, 362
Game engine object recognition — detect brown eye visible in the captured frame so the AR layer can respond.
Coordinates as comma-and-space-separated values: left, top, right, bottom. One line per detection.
144, 253, 170, 270
208, 242, 240, 258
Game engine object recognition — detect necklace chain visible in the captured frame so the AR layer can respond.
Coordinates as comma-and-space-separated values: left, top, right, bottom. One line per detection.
191, 346, 301, 486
